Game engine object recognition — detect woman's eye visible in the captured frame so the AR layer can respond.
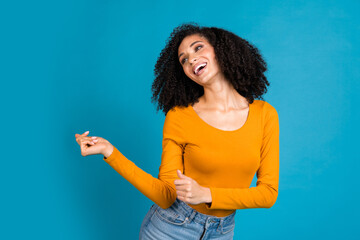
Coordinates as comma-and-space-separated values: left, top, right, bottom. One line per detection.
180, 45, 203, 64
195, 45, 203, 51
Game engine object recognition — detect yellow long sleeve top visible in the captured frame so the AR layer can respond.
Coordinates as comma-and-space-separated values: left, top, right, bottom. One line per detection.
103, 99, 279, 217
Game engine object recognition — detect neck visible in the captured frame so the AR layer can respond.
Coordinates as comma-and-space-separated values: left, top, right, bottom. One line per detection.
201, 73, 248, 112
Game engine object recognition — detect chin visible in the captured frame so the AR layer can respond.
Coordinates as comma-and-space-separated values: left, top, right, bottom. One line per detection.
194, 77, 210, 87
188, 69, 215, 84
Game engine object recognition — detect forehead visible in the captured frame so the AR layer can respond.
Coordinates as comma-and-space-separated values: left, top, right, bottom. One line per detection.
178, 34, 207, 54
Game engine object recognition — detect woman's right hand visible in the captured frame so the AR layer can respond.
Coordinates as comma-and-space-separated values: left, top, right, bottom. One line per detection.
75, 131, 114, 158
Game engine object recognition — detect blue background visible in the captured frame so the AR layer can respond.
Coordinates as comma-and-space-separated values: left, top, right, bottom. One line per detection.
1, 0, 359, 239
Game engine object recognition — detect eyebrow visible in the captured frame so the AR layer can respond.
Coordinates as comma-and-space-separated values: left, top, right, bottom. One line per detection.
178, 41, 203, 60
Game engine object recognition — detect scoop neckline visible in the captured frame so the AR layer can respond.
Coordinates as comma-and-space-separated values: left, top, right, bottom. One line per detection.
189, 101, 254, 133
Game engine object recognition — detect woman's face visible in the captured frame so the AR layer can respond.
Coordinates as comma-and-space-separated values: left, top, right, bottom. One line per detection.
178, 34, 221, 85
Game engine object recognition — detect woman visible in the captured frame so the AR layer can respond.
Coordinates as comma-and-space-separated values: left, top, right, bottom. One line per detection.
75, 23, 279, 239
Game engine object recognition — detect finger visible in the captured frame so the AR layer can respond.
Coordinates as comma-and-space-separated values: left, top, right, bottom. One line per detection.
75, 136, 87, 144
75, 133, 80, 138
81, 139, 96, 147
84, 136, 97, 141
80, 141, 101, 157
177, 169, 191, 180
81, 146, 90, 156
176, 191, 186, 197
82, 131, 89, 136
80, 141, 96, 157
177, 195, 188, 202
177, 169, 183, 178
175, 185, 191, 191
75, 137, 82, 145
77, 138, 97, 147
176, 190, 186, 198
79, 136, 97, 142
174, 179, 190, 186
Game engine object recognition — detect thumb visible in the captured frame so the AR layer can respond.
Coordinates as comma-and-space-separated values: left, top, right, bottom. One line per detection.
177, 169, 189, 179
177, 169, 184, 178
75, 133, 80, 138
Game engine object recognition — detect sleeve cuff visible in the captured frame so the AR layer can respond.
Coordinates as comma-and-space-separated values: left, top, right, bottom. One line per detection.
205, 187, 215, 209
103, 146, 120, 163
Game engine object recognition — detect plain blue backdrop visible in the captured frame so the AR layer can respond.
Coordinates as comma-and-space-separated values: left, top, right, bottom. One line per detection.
1, 0, 359, 239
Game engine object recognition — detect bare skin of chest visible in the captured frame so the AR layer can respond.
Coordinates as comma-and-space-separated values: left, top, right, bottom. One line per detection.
192, 101, 250, 131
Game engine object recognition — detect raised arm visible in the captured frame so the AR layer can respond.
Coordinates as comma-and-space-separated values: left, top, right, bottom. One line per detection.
103, 109, 185, 209
205, 102, 280, 210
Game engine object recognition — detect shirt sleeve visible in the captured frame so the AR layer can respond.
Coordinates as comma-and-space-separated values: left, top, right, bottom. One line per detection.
103, 108, 185, 209
205, 102, 280, 210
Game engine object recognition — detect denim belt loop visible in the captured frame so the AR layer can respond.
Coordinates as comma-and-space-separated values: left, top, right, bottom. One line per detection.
217, 218, 224, 232
188, 210, 197, 223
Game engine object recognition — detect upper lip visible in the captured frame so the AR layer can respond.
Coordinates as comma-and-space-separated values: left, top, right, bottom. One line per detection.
192, 61, 207, 74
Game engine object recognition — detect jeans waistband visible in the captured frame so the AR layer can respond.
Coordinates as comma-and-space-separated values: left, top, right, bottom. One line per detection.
171, 198, 236, 226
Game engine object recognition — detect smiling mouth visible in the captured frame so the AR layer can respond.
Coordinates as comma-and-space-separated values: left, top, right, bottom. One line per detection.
194, 63, 207, 76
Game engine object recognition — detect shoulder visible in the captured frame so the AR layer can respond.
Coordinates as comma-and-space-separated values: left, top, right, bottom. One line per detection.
254, 100, 278, 115
166, 104, 192, 120
164, 104, 195, 134
163, 105, 190, 142
253, 100, 279, 127
167, 105, 187, 115
164, 105, 191, 127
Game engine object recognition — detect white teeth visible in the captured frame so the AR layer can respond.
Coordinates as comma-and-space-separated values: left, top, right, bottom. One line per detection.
194, 63, 207, 74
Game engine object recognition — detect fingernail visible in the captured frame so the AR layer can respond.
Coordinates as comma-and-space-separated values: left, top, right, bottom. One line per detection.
91, 136, 97, 139
85, 131, 89, 133
93, 139, 98, 142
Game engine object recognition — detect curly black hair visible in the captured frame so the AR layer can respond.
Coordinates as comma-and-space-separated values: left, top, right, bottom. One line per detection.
151, 22, 269, 115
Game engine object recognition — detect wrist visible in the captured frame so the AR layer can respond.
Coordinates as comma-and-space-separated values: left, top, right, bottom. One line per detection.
102, 143, 114, 159
203, 187, 212, 204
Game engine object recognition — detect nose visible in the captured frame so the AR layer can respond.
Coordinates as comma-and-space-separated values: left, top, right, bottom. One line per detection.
189, 55, 198, 65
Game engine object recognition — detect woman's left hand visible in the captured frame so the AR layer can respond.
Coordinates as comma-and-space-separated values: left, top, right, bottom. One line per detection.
174, 170, 212, 205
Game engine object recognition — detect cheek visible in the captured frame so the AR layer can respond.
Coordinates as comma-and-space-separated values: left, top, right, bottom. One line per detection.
183, 66, 192, 77
210, 55, 220, 69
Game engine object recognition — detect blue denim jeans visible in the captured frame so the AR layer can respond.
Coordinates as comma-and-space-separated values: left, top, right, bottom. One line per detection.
139, 198, 236, 239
